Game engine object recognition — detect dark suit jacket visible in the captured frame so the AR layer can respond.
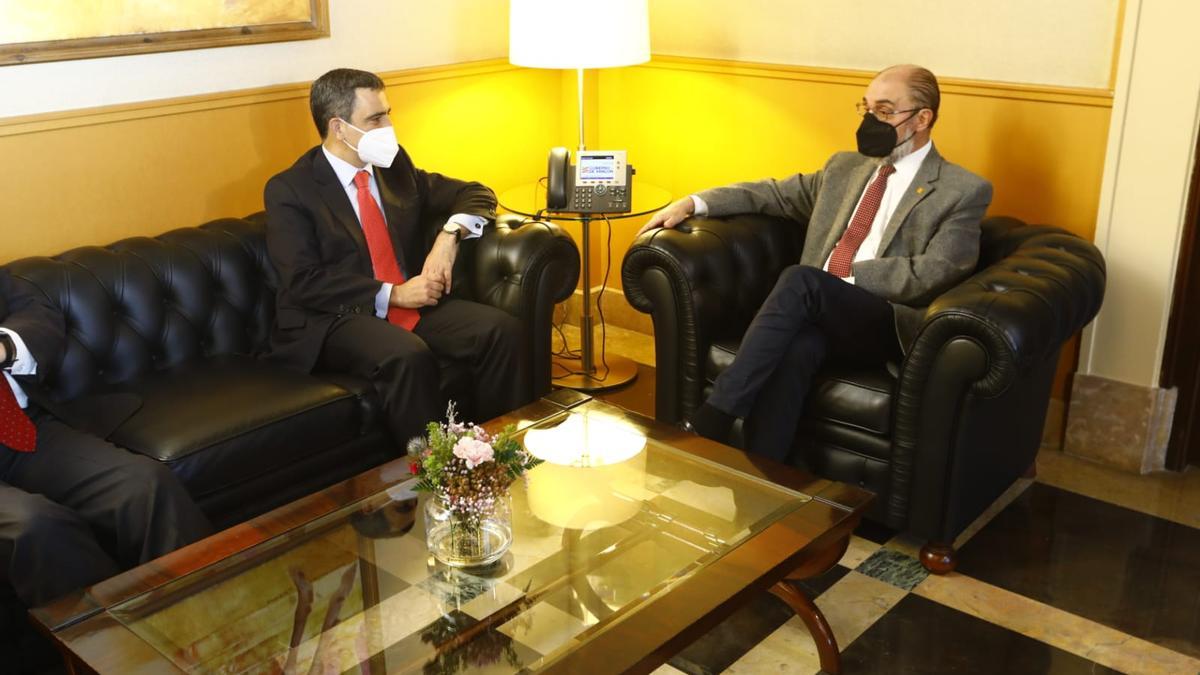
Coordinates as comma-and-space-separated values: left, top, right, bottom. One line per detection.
0, 270, 64, 387
263, 145, 497, 372
698, 145, 993, 350
0, 271, 141, 439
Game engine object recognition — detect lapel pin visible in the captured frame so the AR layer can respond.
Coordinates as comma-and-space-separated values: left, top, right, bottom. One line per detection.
916, 187, 925, 194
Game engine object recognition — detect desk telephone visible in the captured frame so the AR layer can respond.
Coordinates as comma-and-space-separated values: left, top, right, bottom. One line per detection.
546, 147, 634, 214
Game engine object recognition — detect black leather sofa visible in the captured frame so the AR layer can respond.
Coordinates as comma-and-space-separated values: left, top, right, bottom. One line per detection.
622, 214, 1105, 571
2, 211, 578, 673
2, 212, 577, 530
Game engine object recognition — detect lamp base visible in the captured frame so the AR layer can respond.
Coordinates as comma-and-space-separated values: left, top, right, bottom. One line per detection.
551, 354, 639, 392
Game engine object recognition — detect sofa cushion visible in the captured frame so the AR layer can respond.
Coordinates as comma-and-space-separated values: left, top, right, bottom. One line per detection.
706, 339, 895, 436
107, 354, 371, 500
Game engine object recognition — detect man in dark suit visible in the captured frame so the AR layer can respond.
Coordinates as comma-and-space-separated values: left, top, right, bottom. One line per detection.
0, 270, 211, 608
264, 68, 529, 446
639, 65, 993, 460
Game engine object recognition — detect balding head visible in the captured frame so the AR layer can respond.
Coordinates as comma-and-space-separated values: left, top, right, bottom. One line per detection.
878, 64, 940, 129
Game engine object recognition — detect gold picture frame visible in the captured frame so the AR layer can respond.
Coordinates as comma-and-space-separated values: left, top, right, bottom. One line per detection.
0, 0, 329, 66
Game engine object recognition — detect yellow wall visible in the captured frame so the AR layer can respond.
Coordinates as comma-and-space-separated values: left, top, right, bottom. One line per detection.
0, 61, 560, 262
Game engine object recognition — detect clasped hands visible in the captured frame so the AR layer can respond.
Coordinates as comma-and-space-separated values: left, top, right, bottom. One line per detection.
389, 228, 459, 309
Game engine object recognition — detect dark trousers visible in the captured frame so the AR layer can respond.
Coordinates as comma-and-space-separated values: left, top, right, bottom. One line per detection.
0, 412, 212, 608
708, 265, 902, 461
317, 298, 531, 447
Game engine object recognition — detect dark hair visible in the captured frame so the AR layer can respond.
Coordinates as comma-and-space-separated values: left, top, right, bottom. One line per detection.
902, 66, 940, 129
309, 68, 385, 139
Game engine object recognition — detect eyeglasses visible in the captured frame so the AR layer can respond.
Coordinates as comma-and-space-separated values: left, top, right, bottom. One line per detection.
855, 102, 921, 122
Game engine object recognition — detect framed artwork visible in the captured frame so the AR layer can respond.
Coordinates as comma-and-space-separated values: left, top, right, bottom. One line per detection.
0, 0, 329, 66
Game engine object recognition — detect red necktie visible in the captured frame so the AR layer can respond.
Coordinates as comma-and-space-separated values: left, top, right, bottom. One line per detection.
354, 171, 419, 330
0, 379, 36, 452
827, 164, 897, 278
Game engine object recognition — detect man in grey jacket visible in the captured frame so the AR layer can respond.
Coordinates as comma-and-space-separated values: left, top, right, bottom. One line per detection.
639, 64, 992, 460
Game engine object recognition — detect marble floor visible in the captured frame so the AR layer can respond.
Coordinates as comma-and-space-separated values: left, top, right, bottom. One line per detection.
568, 321, 1200, 675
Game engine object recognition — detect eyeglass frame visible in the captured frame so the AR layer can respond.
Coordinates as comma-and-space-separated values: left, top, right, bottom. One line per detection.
855, 102, 926, 123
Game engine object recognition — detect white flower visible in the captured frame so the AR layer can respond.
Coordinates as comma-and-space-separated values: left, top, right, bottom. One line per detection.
452, 437, 495, 469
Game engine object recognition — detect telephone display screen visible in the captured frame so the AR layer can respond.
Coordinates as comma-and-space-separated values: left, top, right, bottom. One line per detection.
577, 154, 617, 182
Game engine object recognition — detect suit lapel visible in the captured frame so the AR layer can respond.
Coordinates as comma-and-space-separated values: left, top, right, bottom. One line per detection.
818, 159, 877, 265
877, 145, 942, 255
312, 150, 370, 254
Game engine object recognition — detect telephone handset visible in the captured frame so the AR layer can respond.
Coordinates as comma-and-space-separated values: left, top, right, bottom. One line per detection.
546, 147, 633, 214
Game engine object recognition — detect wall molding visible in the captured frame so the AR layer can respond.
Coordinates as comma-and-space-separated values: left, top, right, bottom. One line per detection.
0, 58, 519, 137
641, 56, 1115, 108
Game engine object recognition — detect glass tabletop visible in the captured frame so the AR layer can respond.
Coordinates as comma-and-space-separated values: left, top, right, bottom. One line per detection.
107, 401, 810, 674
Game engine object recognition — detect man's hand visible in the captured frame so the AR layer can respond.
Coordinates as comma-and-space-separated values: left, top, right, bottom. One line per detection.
421, 229, 459, 293
390, 275, 445, 308
637, 197, 696, 237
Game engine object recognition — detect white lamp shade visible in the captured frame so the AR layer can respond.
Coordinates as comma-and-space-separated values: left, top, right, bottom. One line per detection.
509, 0, 650, 70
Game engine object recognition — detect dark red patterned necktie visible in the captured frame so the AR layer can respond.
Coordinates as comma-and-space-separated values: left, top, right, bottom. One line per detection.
827, 164, 897, 278
354, 171, 419, 330
0, 379, 36, 452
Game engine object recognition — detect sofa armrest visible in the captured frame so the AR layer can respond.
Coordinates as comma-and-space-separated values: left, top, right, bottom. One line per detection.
468, 214, 580, 397
622, 215, 804, 422
890, 218, 1106, 540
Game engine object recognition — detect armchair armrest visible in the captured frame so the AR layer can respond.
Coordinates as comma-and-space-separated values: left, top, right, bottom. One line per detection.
890, 218, 1106, 540
622, 215, 804, 422
469, 214, 580, 397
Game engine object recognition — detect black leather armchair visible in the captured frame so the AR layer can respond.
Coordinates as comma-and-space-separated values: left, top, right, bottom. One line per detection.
622, 214, 1105, 571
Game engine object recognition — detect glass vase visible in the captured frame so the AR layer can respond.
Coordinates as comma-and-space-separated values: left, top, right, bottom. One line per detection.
424, 491, 512, 568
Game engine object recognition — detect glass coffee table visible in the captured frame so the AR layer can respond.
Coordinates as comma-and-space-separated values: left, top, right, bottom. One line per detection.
31, 391, 872, 674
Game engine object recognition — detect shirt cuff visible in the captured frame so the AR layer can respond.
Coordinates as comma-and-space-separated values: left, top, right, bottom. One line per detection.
0, 328, 37, 376
690, 195, 709, 217
448, 214, 487, 240
375, 283, 393, 319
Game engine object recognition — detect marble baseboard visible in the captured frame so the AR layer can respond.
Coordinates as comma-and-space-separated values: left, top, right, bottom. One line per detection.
559, 286, 654, 335
1063, 373, 1177, 474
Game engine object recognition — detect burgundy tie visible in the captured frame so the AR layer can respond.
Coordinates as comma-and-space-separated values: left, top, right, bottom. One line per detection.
0, 380, 36, 452
827, 164, 897, 278
354, 171, 419, 330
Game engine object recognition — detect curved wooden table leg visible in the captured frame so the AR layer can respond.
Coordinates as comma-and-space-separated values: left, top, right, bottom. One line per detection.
770, 580, 840, 675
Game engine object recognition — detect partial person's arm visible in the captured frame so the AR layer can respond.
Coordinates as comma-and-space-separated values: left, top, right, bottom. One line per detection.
0, 271, 62, 375
852, 180, 993, 306
639, 160, 827, 236
265, 176, 391, 316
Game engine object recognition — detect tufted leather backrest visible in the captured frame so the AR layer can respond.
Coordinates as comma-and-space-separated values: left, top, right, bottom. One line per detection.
3, 215, 276, 402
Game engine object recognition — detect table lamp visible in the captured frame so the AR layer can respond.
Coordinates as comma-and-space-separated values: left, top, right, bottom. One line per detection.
509, 0, 650, 391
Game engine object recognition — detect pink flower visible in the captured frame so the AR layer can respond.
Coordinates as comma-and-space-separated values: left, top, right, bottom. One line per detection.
452, 437, 494, 469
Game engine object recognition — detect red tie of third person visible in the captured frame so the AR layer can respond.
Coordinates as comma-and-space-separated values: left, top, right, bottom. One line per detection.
827, 163, 897, 278
354, 170, 420, 330
0, 379, 36, 452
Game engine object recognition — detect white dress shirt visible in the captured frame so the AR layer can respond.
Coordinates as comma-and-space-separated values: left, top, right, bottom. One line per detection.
0, 328, 37, 409
691, 141, 934, 285
321, 147, 488, 318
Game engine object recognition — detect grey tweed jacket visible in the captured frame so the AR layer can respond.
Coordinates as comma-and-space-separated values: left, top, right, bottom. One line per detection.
697, 144, 993, 351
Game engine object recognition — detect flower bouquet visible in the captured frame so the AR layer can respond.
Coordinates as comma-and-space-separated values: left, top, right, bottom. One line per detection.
408, 403, 541, 567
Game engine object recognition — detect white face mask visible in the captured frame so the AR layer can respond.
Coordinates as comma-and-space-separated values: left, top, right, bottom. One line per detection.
337, 119, 399, 168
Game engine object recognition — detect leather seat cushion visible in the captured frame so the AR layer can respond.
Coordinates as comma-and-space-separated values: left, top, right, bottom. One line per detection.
107, 355, 369, 500
706, 339, 895, 437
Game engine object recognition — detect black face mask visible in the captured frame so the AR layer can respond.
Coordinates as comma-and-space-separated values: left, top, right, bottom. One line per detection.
856, 112, 916, 157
